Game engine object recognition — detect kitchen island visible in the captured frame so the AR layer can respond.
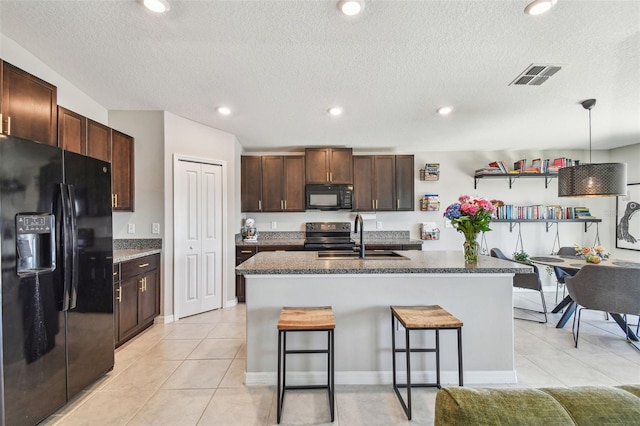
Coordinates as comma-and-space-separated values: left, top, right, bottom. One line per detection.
236, 250, 531, 386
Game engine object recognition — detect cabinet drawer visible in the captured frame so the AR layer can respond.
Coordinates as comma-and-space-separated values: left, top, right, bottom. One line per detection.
121, 254, 159, 279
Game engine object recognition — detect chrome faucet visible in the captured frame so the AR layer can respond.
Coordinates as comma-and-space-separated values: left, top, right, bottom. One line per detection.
354, 214, 365, 258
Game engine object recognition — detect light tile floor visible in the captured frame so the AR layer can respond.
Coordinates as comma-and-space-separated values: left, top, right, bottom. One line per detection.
45, 291, 640, 425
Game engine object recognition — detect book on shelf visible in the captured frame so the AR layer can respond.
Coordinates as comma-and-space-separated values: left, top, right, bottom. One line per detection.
529, 158, 542, 173
513, 159, 526, 173
488, 161, 508, 174
475, 167, 503, 175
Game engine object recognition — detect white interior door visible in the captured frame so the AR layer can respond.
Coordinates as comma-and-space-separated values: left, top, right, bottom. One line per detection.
175, 159, 223, 318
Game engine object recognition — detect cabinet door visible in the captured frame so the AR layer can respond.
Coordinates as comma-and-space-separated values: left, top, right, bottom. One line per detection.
58, 106, 86, 155
374, 155, 396, 211
241, 156, 263, 212
1, 62, 57, 145
139, 269, 159, 325
283, 156, 305, 211
329, 148, 353, 184
235, 246, 258, 303
395, 155, 414, 211
111, 130, 135, 211
261, 156, 285, 212
353, 156, 375, 211
118, 276, 140, 342
305, 148, 330, 183
87, 119, 111, 162
113, 264, 120, 345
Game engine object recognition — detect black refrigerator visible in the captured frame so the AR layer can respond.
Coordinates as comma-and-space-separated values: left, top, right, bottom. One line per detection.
0, 135, 114, 426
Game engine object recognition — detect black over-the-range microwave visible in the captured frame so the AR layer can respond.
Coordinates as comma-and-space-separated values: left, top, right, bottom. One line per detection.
305, 184, 353, 210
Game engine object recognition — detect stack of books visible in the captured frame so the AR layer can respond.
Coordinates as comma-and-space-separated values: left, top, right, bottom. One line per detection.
496, 204, 595, 220
475, 158, 582, 175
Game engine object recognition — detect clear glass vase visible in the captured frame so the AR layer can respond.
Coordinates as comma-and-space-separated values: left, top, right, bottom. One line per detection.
463, 233, 480, 264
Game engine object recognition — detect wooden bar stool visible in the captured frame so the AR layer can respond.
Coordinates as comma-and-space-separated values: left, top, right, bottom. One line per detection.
277, 306, 336, 424
390, 305, 463, 420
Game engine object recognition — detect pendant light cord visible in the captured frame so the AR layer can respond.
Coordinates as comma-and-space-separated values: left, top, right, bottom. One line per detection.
589, 108, 592, 164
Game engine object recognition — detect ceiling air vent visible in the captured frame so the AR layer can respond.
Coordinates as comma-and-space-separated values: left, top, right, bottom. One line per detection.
510, 64, 562, 86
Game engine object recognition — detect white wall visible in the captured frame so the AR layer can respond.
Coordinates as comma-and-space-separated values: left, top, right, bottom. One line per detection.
243, 147, 631, 287
0, 35, 108, 124
108, 111, 165, 239
609, 143, 640, 261
163, 111, 240, 319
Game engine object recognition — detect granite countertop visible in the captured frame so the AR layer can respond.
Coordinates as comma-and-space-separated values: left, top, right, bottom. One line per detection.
114, 249, 162, 263
235, 250, 532, 275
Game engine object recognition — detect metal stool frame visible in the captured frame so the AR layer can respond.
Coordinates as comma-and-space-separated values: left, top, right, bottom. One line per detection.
277, 328, 334, 424
391, 310, 463, 420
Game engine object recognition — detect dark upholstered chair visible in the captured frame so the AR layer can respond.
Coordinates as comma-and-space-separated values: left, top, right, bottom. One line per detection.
490, 248, 548, 323
564, 265, 640, 351
553, 246, 578, 303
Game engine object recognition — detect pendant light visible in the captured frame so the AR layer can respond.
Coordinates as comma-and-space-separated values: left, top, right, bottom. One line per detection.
558, 99, 627, 197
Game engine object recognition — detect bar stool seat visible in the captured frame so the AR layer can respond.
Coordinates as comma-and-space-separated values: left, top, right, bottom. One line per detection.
277, 306, 335, 424
391, 305, 463, 420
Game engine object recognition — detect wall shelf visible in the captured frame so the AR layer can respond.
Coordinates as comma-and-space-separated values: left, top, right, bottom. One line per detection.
474, 173, 558, 189
493, 218, 601, 232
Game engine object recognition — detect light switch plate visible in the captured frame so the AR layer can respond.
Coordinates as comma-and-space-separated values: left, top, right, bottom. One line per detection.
271, 221, 277, 229
127, 223, 135, 234
152, 223, 160, 234
376, 221, 382, 229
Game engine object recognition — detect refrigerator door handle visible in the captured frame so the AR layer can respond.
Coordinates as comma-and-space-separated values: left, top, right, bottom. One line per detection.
68, 184, 79, 310
59, 183, 71, 312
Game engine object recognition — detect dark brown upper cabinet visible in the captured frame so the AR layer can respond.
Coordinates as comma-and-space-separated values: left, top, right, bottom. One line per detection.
305, 148, 353, 184
111, 130, 135, 211
241, 155, 305, 213
1, 61, 57, 146
87, 119, 111, 162
58, 106, 87, 155
261, 156, 305, 212
353, 155, 414, 212
241, 156, 263, 212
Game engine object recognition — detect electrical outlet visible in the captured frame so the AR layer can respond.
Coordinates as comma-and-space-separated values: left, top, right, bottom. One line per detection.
152, 223, 160, 234
376, 221, 382, 229
271, 221, 277, 229
445, 219, 453, 228
127, 223, 135, 234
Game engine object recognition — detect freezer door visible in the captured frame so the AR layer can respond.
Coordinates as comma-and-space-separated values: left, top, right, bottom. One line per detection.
62, 151, 114, 399
0, 136, 67, 426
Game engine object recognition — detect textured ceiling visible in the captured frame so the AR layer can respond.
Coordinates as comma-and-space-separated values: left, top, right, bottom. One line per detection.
0, 1, 639, 152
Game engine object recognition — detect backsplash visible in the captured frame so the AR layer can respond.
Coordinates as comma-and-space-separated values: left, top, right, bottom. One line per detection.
114, 238, 163, 250
235, 231, 411, 242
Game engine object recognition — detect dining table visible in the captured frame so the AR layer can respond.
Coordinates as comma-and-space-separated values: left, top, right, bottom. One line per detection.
529, 255, 640, 341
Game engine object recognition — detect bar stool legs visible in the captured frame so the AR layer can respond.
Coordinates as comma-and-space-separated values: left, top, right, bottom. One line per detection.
391, 305, 463, 420
277, 307, 335, 424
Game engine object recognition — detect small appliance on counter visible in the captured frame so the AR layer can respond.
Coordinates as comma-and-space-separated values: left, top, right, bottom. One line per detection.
242, 218, 258, 242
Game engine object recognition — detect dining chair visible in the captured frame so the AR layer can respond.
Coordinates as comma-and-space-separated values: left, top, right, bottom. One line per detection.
490, 248, 547, 323
553, 246, 578, 304
564, 265, 640, 351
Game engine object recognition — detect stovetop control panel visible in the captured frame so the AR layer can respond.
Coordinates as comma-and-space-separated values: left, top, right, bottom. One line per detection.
306, 222, 351, 233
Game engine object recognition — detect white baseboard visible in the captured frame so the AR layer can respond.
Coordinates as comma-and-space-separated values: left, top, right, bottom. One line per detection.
154, 315, 174, 324
245, 369, 517, 386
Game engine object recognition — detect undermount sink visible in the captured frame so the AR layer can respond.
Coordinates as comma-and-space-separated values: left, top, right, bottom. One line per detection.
316, 250, 409, 260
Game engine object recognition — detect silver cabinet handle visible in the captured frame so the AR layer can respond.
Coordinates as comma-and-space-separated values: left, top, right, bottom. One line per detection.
6, 116, 10, 135
258, 200, 262, 211
0, 113, 3, 133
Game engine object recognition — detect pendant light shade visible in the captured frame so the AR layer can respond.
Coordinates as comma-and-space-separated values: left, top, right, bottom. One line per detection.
558, 99, 627, 197
558, 163, 627, 197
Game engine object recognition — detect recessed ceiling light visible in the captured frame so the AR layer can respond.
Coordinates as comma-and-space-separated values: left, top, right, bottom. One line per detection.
524, 0, 557, 16
328, 107, 344, 116
436, 106, 454, 115
337, 0, 364, 16
217, 106, 232, 116
140, 0, 170, 14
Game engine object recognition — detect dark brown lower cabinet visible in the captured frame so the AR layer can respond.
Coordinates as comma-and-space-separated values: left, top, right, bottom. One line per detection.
236, 246, 258, 303
114, 254, 160, 347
